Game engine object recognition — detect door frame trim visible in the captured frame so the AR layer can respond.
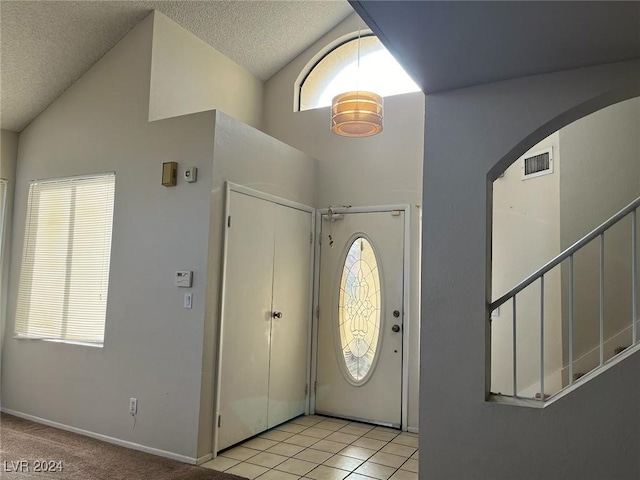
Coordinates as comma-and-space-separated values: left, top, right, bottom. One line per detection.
312, 204, 412, 431
227, 182, 317, 214
214, 182, 316, 455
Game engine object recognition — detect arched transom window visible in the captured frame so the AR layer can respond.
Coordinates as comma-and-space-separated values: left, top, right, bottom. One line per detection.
298, 35, 420, 111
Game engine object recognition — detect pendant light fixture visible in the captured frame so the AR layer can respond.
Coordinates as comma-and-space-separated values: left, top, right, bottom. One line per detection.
331, 20, 383, 137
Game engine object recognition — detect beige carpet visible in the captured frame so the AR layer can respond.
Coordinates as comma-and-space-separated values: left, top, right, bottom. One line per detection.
0, 414, 245, 480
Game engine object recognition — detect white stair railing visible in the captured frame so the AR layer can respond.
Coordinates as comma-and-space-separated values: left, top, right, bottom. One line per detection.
490, 195, 640, 405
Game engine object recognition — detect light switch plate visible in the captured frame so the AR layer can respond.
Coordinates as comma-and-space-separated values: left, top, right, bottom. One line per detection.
184, 293, 192, 309
175, 271, 193, 288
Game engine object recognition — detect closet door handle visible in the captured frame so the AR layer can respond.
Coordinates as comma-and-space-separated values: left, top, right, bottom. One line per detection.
273, 311, 283, 319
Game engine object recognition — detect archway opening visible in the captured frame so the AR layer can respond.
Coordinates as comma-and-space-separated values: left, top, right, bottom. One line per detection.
490, 95, 640, 401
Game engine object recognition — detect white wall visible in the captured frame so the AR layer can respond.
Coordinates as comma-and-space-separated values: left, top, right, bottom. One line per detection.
263, 13, 424, 431
0, 129, 19, 385
197, 111, 318, 457
1, 13, 217, 461
492, 133, 562, 396
559, 97, 640, 373
149, 11, 263, 130
421, 59, 640, 479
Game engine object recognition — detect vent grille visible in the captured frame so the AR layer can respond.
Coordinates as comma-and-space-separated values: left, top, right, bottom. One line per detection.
524, 153, 550, 175
522, 147, 553, 180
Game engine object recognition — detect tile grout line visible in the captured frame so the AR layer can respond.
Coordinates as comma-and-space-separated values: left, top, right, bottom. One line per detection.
207, 414, 418, 480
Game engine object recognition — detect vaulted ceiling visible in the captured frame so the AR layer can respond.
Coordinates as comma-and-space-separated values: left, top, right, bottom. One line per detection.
353, 0, 640, 94
4, 1, 638, 134
1, 0, 353, 132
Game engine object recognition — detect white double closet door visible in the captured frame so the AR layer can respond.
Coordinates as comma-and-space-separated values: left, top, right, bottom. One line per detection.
217, 187, 313, 451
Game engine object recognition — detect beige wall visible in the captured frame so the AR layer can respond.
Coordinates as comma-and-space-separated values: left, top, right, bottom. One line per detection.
2, 9, 289, 462
0, 130, 18, 179
559, 96, 640, 374
491, 97, 640, 395
2, 14, 216, 461
1, 129, 19, 380
198, 111, 318, 457
263, 13, 424, 431
2, 4, 424, 462
492, 132, 562, 396
149, 11, 263, 129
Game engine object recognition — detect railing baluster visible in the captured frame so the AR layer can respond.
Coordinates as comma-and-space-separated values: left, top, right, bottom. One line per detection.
513, 296, 517, 397
600, 233, 605, 366
540, 275, 545, 401
491, 196, 640, 314
569, 254, 574, 385
490, 197, 640, 402
633, 209, 638, 345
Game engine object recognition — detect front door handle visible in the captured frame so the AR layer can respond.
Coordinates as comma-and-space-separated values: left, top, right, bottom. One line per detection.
273, 311, 283, 319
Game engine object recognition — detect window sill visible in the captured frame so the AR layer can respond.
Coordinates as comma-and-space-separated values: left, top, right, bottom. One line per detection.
13, 336, 103, 348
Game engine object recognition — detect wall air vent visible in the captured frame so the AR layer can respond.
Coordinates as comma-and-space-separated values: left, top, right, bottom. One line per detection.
521, 147, 553, 180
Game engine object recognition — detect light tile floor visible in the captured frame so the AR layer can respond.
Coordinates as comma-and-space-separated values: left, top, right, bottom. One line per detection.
202, 415, 418, 480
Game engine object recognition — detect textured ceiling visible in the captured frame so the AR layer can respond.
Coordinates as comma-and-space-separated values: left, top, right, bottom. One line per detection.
353, 0, 640, 94
1, 1, 353, 132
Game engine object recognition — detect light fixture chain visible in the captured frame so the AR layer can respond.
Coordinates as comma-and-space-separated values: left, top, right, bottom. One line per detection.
356, 16, 362, 93
330, 16, 383, 137
357, 17, 361, 71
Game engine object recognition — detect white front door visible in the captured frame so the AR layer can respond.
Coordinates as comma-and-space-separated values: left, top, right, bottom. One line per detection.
217, 188, 312, 450
315, 210, 405, 427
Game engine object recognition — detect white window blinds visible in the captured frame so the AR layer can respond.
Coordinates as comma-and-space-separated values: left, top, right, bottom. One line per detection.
15, 173, 115, 345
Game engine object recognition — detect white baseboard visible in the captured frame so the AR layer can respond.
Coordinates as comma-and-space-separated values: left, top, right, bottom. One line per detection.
1, 408, 198, 465
518, 370, 563, 398
407, 426, 419, 434
514, 320, 640, 398
561, 319, 640, 381
196, 453, 213, 465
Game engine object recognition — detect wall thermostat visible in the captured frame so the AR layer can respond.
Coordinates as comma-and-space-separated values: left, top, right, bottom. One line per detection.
175, 271, 193, 288
184, 167, 197, 183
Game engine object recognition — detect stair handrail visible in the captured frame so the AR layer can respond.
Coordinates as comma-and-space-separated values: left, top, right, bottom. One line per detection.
491, 195, 640, 312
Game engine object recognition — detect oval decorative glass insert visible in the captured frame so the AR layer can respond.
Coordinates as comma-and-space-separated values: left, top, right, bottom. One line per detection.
338, 237, 381, 383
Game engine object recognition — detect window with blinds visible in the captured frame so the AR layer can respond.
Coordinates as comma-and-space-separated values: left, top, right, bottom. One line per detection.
15, 173, 115, 345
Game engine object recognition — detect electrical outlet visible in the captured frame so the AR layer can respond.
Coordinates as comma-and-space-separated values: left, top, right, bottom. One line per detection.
129, 397, 137, 416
